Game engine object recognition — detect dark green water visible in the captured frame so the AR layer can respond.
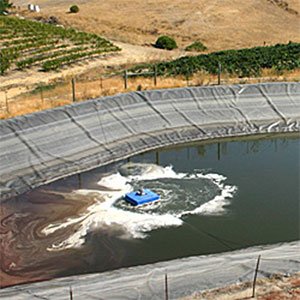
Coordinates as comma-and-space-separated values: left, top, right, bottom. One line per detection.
1, 134, 299, 286
62, 133, 299, 272
92, 134, 300, 267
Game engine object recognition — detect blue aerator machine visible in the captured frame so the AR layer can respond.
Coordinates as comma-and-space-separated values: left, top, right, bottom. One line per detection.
125, 188, 160, 206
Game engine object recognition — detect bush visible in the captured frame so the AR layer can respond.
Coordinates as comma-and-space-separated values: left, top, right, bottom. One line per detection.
185, 41, 207, 52
0, 0, 13, 15
69, 5, 79, 13
154, 35, 177, 50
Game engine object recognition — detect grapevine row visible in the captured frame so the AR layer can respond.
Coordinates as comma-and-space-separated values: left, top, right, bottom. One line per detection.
16, 47, 88, 69
131, 42, 300, 78
42, 47, 118, 71
0, 16, 121, 74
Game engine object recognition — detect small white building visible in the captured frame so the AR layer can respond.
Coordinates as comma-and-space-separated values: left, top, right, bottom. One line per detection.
27, 4, 41, 12
28, 4, 34, 11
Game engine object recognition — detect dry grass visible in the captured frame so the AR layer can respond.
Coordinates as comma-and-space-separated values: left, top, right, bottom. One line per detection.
13, 0, 300, 50
2, 0, 299, 115
182, 272, 300, 300
1, 68, 299, 119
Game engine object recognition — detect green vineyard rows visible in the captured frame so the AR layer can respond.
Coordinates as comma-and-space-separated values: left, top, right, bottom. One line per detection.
16, 46, 88, 69
131, 42, 300, 78
0, 16, 120, 74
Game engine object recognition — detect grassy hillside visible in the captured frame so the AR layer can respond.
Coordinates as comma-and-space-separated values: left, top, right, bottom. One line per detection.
12, 0, 300, 50
0, 16, 120, 74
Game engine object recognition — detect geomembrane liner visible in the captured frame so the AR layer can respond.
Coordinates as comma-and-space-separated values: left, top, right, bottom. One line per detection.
1, 241, 299, 299
1, 82, 299, 201
1, 82, 299, 299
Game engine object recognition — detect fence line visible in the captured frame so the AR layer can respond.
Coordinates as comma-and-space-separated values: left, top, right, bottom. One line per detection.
0, 70, 173, 118
61, 255, 298, 300
0, 69, 297, 119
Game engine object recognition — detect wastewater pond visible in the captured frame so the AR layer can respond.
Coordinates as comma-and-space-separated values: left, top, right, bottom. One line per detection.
1, 133, 299, 287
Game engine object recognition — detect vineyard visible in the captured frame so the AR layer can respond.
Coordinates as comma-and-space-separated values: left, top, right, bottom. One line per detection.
131, 42, 300, 78
0, 16, 120, 74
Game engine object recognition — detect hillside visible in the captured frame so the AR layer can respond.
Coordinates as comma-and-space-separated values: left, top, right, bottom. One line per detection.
0, 16, 120, 74
13, 0, 300, 50
1, 0, 300, 118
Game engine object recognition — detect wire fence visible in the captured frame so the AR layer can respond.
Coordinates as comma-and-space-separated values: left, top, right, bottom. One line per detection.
64, 257, 299, 300
0, 72, 197, 118
0, 68, 298, 119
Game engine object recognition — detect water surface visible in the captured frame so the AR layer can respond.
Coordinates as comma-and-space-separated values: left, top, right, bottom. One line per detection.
1, 133, 299, 287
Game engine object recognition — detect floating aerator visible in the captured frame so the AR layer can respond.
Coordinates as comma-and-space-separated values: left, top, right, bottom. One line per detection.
125, 188, 160, 206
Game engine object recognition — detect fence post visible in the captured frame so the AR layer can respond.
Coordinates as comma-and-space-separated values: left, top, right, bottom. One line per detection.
100, 77, 103, 92
218, 62, 222, 85
69, 286, 73, 300
4, 90, 9, 114
71, 78, 76, 102
124, 70, 128, 90
252, 255, 261, 298
40, 88, 44, 107
186, 74, 189, 86
154, 65, 157, 86
164, 273, 169, 300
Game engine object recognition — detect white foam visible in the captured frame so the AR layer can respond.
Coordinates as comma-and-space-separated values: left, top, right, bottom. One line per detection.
183, 184, 237, 216
179, 174, 237, 216
43, 164, 236, 251
45, 193, 182, 250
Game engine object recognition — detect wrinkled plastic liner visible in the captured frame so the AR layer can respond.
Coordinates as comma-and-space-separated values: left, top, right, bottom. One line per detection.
0, 241, 299, 299
1, 82, 300, 201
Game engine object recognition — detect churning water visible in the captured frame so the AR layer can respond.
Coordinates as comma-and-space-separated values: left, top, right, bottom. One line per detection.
1, 134, 299, 287
41, 164, 236, 250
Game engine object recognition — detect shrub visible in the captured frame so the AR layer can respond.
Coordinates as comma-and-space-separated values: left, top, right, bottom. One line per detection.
185, 41, 207, 52
154, 35, 177, 50
69, 5, 79, 13
0, 0, 13, 15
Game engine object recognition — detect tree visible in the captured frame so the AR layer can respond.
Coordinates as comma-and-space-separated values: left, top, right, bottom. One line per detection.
69, 5, 79, 13
0, 0, 13, 15
154, 35, 177, 50
185, 41, 207, 52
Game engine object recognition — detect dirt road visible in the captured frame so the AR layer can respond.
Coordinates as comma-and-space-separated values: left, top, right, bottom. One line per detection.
0, 41, 188, 99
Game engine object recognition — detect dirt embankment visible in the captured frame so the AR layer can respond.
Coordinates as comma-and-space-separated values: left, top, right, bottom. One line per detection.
182, 273, 300, 300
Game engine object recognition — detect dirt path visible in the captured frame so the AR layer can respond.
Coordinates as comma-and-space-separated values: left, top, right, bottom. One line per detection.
0, 41, 188, 100
3, 0, 300, 99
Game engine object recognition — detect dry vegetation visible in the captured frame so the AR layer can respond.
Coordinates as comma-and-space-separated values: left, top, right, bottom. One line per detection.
14, 0, 300, 49
1, 2, 299, 297
182, 272, 300, 300
1, 68, 299, 119
1, 0, 299, 118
